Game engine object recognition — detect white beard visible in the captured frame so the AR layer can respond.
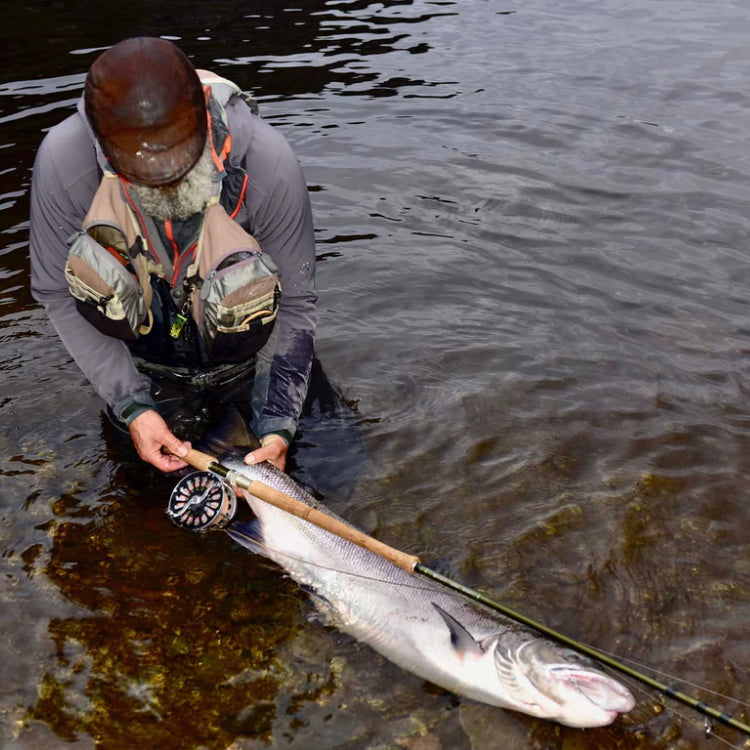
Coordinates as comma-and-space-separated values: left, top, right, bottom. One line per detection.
129, 144, 216, 221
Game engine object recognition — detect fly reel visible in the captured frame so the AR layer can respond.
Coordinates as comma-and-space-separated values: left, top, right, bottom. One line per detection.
167, 471, 237, 531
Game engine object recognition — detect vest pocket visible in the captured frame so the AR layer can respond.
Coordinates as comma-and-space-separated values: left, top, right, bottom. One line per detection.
65, 228, 149, 341
196, 249, 281, 363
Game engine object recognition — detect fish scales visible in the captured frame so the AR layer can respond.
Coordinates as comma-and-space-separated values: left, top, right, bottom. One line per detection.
218, 452, 635, 728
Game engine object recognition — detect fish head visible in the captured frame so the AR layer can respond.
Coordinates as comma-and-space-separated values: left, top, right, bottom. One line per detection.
490, 632, 635, 727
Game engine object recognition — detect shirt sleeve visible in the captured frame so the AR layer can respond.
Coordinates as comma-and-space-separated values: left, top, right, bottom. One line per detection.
30, 102, 318, 436
29, 113, 155, 418
227, 99, 318, 439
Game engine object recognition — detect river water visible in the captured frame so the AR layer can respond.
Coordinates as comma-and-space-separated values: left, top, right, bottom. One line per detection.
3, 1, 750, 748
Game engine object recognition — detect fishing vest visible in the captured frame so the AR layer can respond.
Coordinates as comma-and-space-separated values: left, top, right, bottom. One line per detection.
64, 72, 280, 368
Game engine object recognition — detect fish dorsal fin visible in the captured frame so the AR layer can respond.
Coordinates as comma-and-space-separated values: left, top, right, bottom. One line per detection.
432, 603, 484, 657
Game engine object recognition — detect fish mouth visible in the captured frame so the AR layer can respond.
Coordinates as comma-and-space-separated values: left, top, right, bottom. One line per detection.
492, 634, 635, 726
548, 665, 636, 726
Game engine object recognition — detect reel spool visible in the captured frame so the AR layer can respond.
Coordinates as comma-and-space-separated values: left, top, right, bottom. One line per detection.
167, 471, 237, 531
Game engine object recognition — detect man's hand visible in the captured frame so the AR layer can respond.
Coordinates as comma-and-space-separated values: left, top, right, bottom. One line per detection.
244, 434, 289, 472
128, 409, 190, 472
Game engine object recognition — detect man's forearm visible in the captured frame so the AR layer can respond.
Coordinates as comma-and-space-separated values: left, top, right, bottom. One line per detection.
43, 296, 154, 416
251, 319, 315, 440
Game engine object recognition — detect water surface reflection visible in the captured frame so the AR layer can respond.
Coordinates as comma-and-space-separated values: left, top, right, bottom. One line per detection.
4, 0, 750, 748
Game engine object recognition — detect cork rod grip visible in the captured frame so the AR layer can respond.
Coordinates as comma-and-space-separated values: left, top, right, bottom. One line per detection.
183, 448, 421, 573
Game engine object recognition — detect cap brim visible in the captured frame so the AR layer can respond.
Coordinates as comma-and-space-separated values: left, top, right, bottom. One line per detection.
105, 126, 206, 187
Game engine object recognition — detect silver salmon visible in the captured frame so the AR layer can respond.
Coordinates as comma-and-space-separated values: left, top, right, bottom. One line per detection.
219, 452, 635, 728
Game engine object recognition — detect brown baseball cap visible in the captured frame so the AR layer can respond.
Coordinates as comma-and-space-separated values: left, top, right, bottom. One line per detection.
84, 37, 208, 187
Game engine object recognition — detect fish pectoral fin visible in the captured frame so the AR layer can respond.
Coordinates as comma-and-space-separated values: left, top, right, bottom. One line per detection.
432, 602, 484, 658
226, 519, 265, 555
300, 584, 339, 626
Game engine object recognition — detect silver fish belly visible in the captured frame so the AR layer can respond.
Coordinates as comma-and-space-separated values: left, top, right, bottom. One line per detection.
218, 455, 634, 728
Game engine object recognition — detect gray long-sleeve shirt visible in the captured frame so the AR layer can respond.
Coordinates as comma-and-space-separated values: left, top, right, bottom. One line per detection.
30, 93, 317, 439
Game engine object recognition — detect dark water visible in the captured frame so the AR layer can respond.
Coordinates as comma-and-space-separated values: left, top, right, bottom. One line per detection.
4, 1, 750, 748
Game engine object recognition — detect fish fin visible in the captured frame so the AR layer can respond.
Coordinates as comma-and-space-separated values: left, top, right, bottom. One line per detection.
300, 584, 339, 626
194, 406, 261, 455
225, 519, 265, 556
432, 603, 484, 657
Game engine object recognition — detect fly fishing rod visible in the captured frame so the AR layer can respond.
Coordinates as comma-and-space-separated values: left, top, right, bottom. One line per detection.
181, 447, 750, 738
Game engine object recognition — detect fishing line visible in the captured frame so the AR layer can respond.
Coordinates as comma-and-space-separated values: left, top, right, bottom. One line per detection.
599, 663, 750, 750
226, 525, 469, 592
583, 642, 750, 713
231, 519, 750, 749
417, 563, 750, 737
179, 448, 750, 738
619, 676, 749, 750
227, 523, 750, 741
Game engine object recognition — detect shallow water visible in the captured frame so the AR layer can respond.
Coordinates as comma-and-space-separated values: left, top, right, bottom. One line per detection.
3, 1, 750, 748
